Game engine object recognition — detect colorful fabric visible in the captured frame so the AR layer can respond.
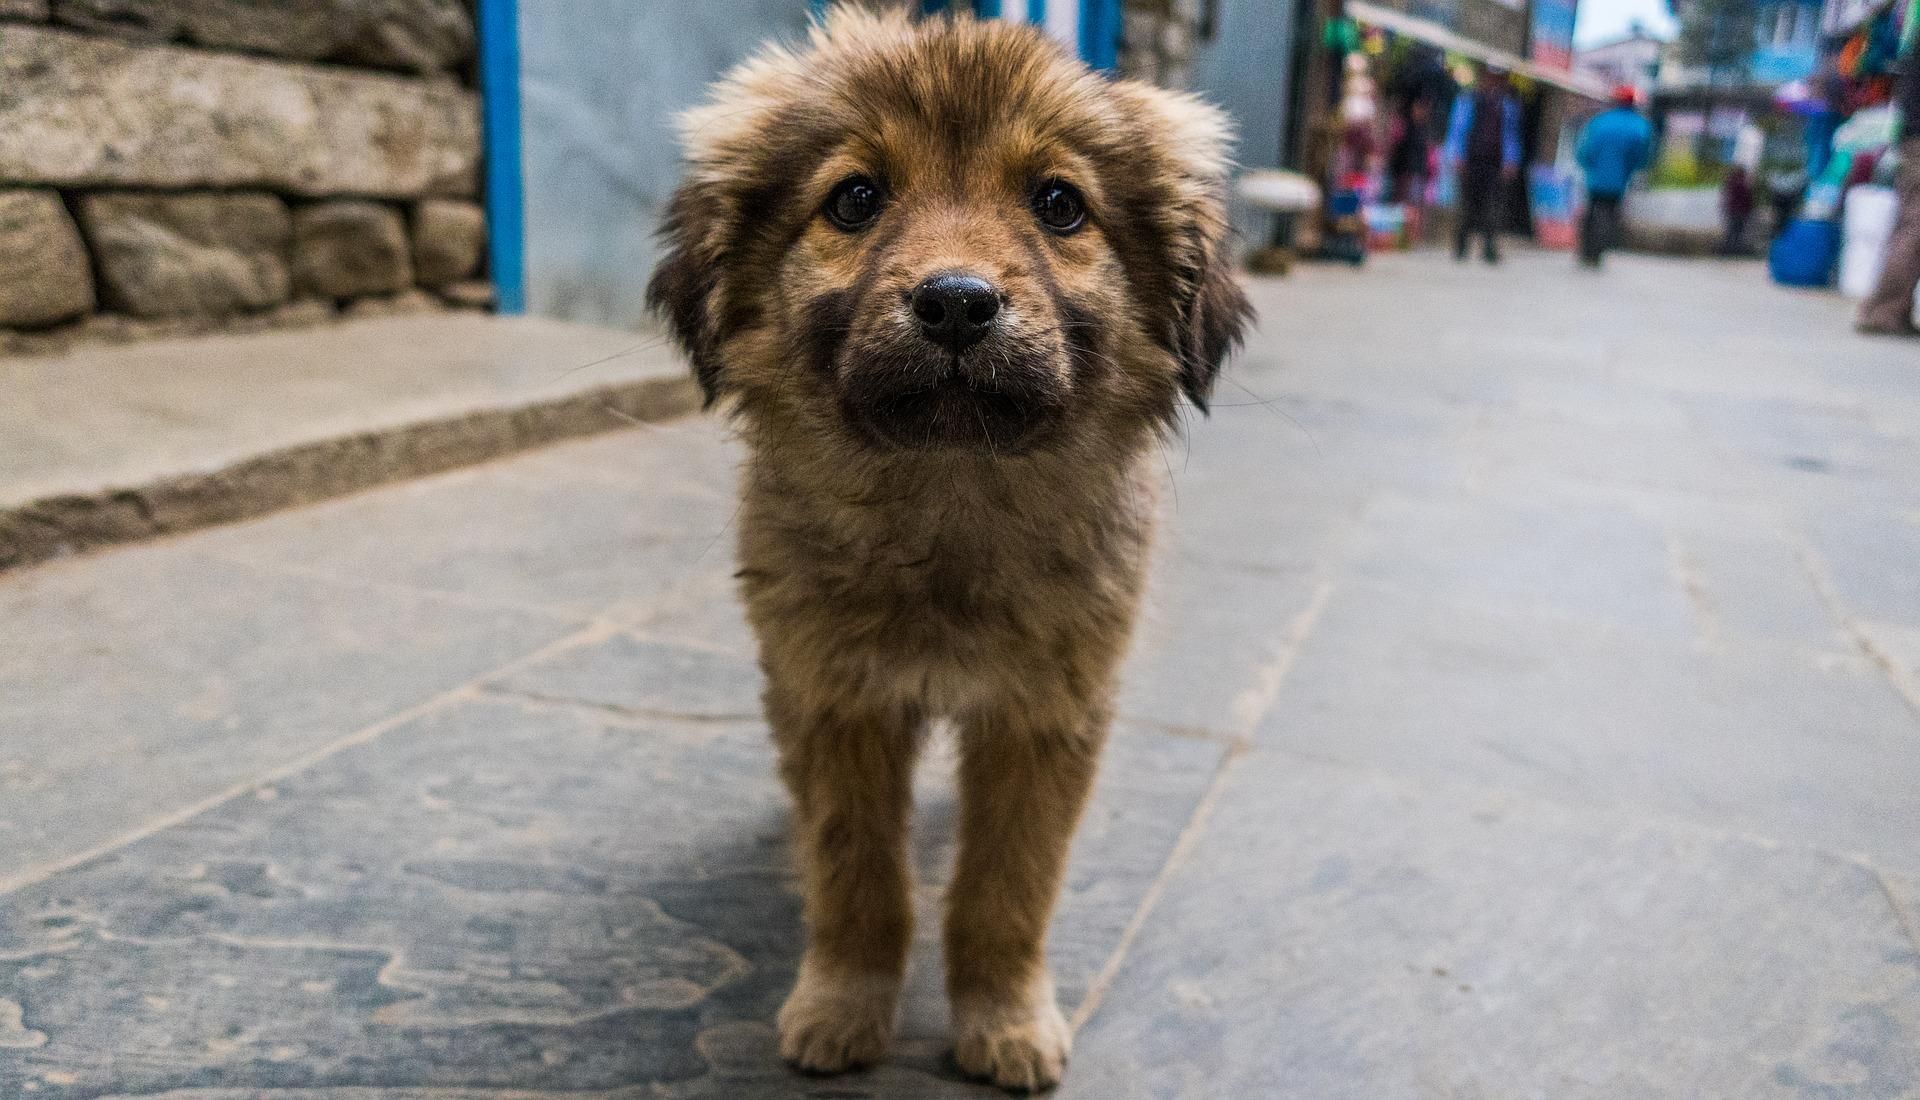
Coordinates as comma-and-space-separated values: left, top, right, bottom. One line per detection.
1443, 90, 1522, 171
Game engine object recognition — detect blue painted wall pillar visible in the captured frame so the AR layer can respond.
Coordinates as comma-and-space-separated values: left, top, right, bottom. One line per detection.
916, 0, 1123, 71
477, 0, 526, 315
1078, 0, 1120, 70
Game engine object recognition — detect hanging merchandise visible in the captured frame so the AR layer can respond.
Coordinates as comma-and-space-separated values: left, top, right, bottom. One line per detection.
1324, 16, 1362, 54
1835, 104, 1901, 151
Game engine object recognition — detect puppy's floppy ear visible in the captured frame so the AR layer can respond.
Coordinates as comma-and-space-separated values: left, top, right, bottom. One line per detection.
1111, 81, 1254, 413
1175, 221, 1252, 412
649, 16, 863, 406
646, 183, 728, 406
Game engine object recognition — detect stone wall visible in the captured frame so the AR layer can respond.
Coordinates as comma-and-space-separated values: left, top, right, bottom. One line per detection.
0, 3, 489, 353
1119, 0, 1206, 88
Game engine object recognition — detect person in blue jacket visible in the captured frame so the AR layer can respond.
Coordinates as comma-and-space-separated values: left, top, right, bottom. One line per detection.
1575, 87, 1655, 267
1443, 66, 1523, 264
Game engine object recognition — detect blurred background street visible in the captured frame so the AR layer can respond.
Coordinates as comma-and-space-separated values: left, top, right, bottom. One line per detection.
3, 249, 1918, 1097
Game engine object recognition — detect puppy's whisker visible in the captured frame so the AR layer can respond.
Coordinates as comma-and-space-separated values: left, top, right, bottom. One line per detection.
694, 496, 747, 566
554, 335, 671, 379
974, 403, 998, 458
1217, 376, 1320, 455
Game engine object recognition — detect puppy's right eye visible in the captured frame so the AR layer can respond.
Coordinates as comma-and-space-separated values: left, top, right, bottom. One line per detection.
825, 176, 884, 231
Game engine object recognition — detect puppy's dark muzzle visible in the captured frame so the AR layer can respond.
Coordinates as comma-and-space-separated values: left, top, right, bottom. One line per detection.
842, 360, 1059, 453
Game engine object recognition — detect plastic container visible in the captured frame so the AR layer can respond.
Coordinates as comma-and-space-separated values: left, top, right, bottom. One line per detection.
1363, 203, 1407, 251
1839, 185, 1899, 298
1237, 170, 1322, 213
1769, 218, 1841, 288
1527, 167, 1580, 252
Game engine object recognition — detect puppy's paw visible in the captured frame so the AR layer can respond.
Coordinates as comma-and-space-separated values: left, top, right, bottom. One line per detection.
776, 963, 899, 1074
951, 978, 1071, 1093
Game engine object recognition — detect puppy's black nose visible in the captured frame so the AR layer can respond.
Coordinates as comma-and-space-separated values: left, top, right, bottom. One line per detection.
911, 273, 1000, 353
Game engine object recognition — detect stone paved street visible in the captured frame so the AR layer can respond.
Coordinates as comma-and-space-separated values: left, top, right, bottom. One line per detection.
4, 250, 1920, 1099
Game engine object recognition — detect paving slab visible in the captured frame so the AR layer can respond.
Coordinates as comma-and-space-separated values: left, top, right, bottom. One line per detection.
1668, 522, 1853, 655
489, 634, 765, 721
1116, 555, 1329, 736
1255, 581, 1920, 872
0, 314, 697, 570
1345, 485, 1695, 637
1809, 509, 1920, 630
0, 695, 1222, 1099
1064, 750, 1920, 1100
0, 541, 578, 890
189, 419, 739, 621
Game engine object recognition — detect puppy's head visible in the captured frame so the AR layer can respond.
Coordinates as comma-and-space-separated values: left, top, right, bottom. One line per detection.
648, 6, 1250, 455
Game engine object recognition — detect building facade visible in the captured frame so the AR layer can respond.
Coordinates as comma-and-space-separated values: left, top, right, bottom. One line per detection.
1575, 25, 1669, 98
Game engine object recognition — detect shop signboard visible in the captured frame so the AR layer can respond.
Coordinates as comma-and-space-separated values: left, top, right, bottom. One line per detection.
1530, 0, 1577, 69
1460, 0, 1529, 53
1375, 0, 1464, 30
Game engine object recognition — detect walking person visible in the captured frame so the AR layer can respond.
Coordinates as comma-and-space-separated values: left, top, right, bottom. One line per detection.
1444, 67, 1522, 264
1720, 164, 1755, 256
1858, 40, 1920, 337
1387, 98, 1434, 205
1574, 86, 1653, 267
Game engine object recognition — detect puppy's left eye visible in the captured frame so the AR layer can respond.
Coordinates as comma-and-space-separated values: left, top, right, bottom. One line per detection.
1031, 180, 1086, 234
825, 176, 884, 231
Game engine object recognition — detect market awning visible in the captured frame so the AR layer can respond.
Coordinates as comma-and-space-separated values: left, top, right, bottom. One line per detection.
1345, 0, 1611, 101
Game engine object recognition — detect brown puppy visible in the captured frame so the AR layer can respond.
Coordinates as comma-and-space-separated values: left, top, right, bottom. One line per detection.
648, 7, 1248, 1091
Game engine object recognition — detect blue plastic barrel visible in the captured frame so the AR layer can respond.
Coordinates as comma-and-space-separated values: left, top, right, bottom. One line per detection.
1768, 219, 1840, 288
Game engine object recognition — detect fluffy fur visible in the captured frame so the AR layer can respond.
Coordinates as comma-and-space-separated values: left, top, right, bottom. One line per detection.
648, 7, 1249, 1090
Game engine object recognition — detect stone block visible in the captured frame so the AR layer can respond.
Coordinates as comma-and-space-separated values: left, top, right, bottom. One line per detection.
48, 0, 174, 38
48, 0, 472, 72
0, 26, 479, 197
411, 197, 485, 286
340, 288, 441, 320
0, 189, 93, 327
332, 0, 474, 72
0, 0, 46, 18
0, 300, 334, 357
291, 201, 413, 300
77, 192, 291, 319
439, 279, 495, 309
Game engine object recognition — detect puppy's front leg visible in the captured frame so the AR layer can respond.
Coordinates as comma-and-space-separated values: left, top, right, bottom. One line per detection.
946, 703, 1106, 1092
767, 680, 920, 1074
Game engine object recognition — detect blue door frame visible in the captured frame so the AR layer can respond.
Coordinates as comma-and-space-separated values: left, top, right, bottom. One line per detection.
476, 0, 526, 315
806, 0, 1119, 70
1075, 0, 1119, 70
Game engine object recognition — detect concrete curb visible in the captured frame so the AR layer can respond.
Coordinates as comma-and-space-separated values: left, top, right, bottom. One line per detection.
0, 373, 701, 573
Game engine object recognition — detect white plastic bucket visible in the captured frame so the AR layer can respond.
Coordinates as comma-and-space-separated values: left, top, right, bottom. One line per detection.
1839, 185, 1899, 298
